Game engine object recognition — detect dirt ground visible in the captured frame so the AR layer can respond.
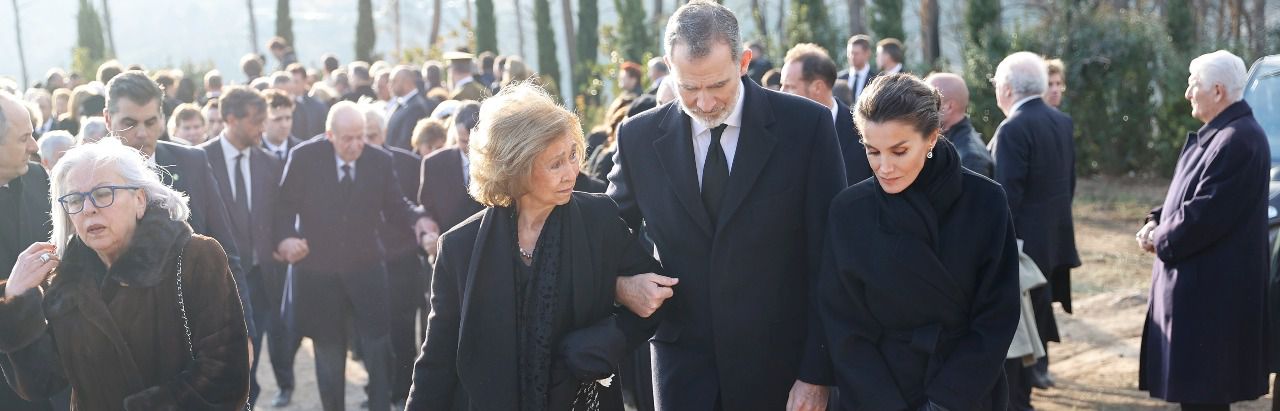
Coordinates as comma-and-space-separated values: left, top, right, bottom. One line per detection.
255, 177, 1275, 410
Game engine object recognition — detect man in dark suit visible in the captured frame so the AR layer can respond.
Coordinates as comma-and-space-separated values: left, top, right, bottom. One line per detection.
0, 93, 53, 411
836, 34, 879, 105
102, 71, 255, 351
385, 67, 438, 152
987, 52, 1080, 408
196, 86, 285, 408
274, 102, 430, 411
416, 102, 483, 234
253, 87, 305, 407
285, 64, 329, 140
927, 73, 994, 177
608, 3, 846, 409
646, 57, 669, 95
360, 105, 427, 406
341, 62, 378, 103
875, 38, 909, 76
780, 42, 873, 184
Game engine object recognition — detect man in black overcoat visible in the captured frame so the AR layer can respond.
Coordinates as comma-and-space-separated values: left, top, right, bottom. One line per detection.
385, 67, 439, 152
779, 43, 873, 185
608, 2, 847, 409
987, 52, 1080, 404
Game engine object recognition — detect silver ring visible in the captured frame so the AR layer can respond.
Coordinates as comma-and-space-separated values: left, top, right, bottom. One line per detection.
38, 253, 51, 264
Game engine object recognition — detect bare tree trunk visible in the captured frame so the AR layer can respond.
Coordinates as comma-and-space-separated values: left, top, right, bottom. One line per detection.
100, 0, 117, 57
751, 0, 769, 40
1230, 0, 1241, 45
1252, 0, 1266, 59
848, 0, 866, 35
246, 0, 260, 54
559, 0, 577, 95
1217, 0, 1227, 44
430, 0, 442, 49
920, 0, 939, 70
393, 0, 401, 61
10, 0, 28, 88
653, 0, 664, 27
515, 0, 527, 59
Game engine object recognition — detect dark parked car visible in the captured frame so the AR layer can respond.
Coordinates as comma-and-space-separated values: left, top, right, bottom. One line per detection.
1243, 55, 1280, 384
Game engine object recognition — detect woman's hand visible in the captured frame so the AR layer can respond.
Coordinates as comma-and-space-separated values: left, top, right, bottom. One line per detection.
6, 243, 59, 299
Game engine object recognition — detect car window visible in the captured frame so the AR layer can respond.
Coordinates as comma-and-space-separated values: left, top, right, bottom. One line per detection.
1244, 59, 1280, 164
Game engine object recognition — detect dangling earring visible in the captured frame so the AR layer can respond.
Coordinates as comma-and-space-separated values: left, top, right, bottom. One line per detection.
927, 146, 934, 159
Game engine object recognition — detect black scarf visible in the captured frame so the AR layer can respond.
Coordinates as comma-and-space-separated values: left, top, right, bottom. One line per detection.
507, 205, 566, 411
875, 137, 963, 252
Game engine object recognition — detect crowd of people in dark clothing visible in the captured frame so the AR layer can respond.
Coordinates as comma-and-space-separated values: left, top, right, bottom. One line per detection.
0, 1, 1273, 410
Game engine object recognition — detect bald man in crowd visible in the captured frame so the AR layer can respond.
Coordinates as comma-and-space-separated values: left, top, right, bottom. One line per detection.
926, 73, 994, 177
385, 66, 438, 152
274, 101, 431, 411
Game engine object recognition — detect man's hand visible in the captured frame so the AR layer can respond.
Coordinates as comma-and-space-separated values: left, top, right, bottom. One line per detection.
274, 238, 310, 263
1136, 221, 1156, 254
415, 217, 441, 254
614, 273, 678, 318
785, 380, 830, 411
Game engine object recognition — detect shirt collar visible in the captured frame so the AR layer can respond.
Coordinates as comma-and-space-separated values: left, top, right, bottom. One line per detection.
884, 64, 903, 75
828, 96, 841, 122
689, 83, 746, 136
219, 133, 252, 158
1011, 95, 1041, 114
397, 88, 420, 105
263, 137, 288, 153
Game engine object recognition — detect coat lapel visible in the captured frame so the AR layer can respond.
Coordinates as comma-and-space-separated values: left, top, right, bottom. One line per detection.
455, 207, 520, 409
715, 79, 778, 230
652, 106, 714, 237
152, 144, 179, 187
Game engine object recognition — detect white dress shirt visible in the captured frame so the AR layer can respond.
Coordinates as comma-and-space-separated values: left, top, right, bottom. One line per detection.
851, 65, 872, 100
883, 63, 904, 75
263, 138, 289, 161
220, 135, 254, 208
691, 85, 746, 187
460, 149, 471, 187
828, 96, 841, 123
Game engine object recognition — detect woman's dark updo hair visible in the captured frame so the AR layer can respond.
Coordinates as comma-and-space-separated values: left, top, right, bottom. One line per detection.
854, 73, 942, 137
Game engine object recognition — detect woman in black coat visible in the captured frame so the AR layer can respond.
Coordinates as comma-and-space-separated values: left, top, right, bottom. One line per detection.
405, 81, 662, 411
819, 74, 1021, 411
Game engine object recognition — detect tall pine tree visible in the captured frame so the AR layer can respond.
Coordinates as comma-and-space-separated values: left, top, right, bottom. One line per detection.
962, 0, 1008, 138
476, 0, 498, 54
276, 0, 293, 47
355, 0, 376, 61
576, 0, 599, 95
785, 0, 839, 61
1165, 0, 1195, 53
614, 0, 651, 63
869, 0, 905, 42
73, 0, 107, 78
534, 0, 563, 98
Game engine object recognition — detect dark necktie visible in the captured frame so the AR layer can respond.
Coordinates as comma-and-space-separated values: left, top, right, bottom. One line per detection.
701, 124, 730, 222
275, 148, 286, 161
340, 163, 354, 197
854, 71, 863, 100
234, 154, 249, 214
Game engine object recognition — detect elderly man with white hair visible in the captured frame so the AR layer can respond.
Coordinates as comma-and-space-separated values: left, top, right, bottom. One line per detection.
37, 130, 75, 172
987, 51, 1081, 409
76, 117, 109, 144
1133, 50, 1270, 411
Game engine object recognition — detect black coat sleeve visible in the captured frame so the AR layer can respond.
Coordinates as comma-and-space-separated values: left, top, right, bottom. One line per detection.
605, 127, 643, 232
991, 122, 1030, 235
1154, 130, 1264, 264
404, 235, 463, 409
273, 150, 305, 245
797, 112, 847, 386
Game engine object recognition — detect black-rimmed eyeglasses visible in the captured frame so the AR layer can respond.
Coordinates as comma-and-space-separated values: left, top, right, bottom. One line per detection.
58, 185, 141, 215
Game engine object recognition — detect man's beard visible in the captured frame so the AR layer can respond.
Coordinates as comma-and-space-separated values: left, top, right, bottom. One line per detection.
676, 84, 740, 129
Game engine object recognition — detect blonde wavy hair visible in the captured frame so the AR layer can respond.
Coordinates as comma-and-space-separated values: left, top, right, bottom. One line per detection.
468, 81, 584, 207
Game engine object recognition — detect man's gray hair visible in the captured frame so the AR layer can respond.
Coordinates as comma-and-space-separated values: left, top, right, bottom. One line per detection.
1190, 50, 1247, 103
38, 130, 74, 160
77, 117, 109, 144
994, 52, 1048, 98
0, 92, 14, 143
664, 0, 742, 61
105, 70, 164, 116
49, 137, 191, 257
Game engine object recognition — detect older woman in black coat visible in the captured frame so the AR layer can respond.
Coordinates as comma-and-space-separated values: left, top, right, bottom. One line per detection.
819, 74, 1020, 411
1134, 50, 1269, 411
404, 81, 663, 411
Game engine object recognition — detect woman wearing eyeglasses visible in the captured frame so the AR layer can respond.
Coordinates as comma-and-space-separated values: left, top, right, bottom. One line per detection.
0, 137, 250, 410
